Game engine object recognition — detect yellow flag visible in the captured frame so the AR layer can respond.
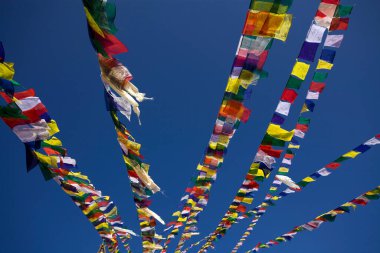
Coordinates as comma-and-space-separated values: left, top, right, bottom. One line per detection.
289, 144, 300, 149
84, 7, 105, 37
197, 164, 216, 177
301, 103, 309, 113
83, 202, 98, 215
43, 137, 62, 147
69, 171, 89, 182
209, 141, 217, 150
225, 77, 241, 94
242, 197, 253, 204
188, 199, 197, 207
279, 167, 289, 173
0, 62, 15, 80
192, 206, 203, 211
218, 135, 230, 145
230, 212, 238, 218
47, 120, 60, 136
249, 166, 265, 178
316, 59, 333, 70
139, 221, 149, 227
302, 176, 315, 183
267, 123, 295, 141
342, 150, 360, 158
95, 222, 110, 230
291, 61, 310, 80
177, 217, 187, 222
275, 14, 293, 41
34, 151, 58, 168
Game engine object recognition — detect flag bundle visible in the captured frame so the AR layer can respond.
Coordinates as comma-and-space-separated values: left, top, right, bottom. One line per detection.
162, 1, 295, 252
248, 186, 380, 253
181, 133, 379, 253
0, 43, 135, 253
106, 90, 165, 252
232, 135, 378, 252
231, 3, 353, 251
195, 1, 344, 251
81, 1, 162, 252
83, 0, 151, 121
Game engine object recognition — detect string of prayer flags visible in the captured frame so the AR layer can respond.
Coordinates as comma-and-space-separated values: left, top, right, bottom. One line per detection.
237, 1, 353, 242
279, 24, 344, 178
168, 2, 298, 252
81, 1, 164, 251
0, 43, 135, 253
195, 1, 335, 251
232, 8, 353, 251
105, 87, 164, 252
232, 121, 372, 252
239, 134, 380, 227
236, 133, 379, 225
246, 186, 380, 253
259, 3, 352, 202
161, 1, 295, 252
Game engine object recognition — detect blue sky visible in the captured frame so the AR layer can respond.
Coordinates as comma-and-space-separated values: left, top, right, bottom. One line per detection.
0, 0, 379, 253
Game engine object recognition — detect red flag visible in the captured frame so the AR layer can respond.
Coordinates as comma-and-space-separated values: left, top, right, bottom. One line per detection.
280, 89, 298, 103
310, 82, 326, 92
330, 18, 349, 31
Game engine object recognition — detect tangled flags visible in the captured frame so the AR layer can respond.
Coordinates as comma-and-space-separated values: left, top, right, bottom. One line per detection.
81, 1, 162, 252
0, 43, 134, 253
83, 0, 151, 121
247, 185, 380, 253
162, 1, 294, 252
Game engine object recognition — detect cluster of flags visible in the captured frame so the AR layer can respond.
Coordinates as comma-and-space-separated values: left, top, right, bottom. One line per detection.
179, 1, 353, 252
81, 1, 163, 252
0, 1, 376, 253
229, 2, 353, 252
248, 186, 380, 253
0, 42, 134, 253
182, 134, 380, 253
161, 1, 294, 252
106, 96, 165, 252
195, 1, 336, 251
231, 135, 379, 252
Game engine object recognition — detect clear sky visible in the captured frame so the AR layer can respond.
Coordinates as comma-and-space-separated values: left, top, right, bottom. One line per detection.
0, 1, 379, 253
